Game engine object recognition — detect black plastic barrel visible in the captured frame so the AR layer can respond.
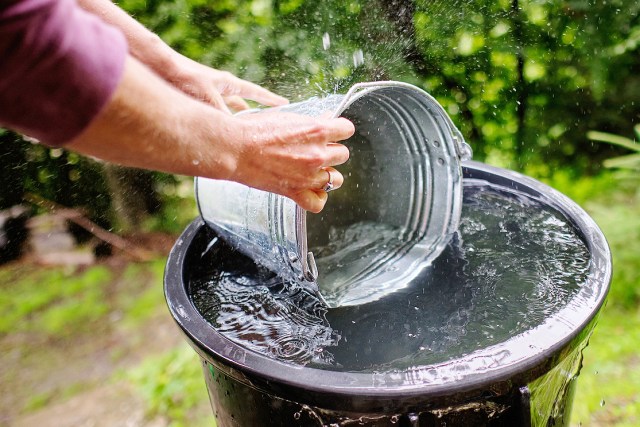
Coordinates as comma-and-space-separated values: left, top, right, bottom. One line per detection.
164, 161, 611, 427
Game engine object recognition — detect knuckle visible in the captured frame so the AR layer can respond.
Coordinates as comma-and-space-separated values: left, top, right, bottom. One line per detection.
300, 148, 325, 169
220, 70, 234, 81
308, 123, 329, 141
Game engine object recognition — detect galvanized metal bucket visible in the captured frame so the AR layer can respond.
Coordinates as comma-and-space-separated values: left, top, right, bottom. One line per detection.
195, 81, 472, 307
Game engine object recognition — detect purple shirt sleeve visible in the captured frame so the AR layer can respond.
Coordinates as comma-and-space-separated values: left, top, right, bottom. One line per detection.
0, 0, 128, 146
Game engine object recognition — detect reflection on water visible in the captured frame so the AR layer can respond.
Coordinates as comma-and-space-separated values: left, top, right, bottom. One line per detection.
312, 220, 403, 306
189, 182, 591, 372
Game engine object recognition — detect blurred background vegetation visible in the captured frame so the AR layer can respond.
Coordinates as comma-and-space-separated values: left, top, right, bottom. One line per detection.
0, 0, 638, 426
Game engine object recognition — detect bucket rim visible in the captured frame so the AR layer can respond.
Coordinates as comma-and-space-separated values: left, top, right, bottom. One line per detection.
165, 161, 611, 402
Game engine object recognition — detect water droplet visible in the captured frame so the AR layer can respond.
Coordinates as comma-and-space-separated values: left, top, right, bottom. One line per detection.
437, 158, 445, 165
322, 32, 331, 50
293, 411, 301, 420
353, 49, 364, 67
433, 140, 441, 147
600, 399, 605, 407
407, 413, 420, 424
390, 415, 399, 423
192, 159, 200, 166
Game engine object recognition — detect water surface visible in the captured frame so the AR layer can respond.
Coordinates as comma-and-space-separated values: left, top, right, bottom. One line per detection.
189, 182, 591, 372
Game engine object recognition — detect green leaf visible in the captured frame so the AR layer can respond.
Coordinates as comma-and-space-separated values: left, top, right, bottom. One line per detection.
603, 153, 640, 170
587, 131, 640, 153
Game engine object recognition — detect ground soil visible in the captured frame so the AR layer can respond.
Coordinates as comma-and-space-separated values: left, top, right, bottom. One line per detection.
2, 307, 186, 427
0, 235, 207, 427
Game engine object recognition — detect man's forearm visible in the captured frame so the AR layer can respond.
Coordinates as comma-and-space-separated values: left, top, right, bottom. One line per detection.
67, 55, 236, 180
0, 0, 128, 146
77, 0, 176, 76
66, 54, 354, 213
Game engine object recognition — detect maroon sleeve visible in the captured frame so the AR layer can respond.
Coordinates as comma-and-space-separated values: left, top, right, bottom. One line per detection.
0, 0, 128, 146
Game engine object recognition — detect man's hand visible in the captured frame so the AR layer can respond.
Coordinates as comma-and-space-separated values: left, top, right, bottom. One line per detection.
165, 54, 288, 112
77, 0, 287, 113
225, 112, 354, 213
67, 56, 354, 213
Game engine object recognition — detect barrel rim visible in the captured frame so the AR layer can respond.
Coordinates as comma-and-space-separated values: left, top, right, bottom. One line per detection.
164, 161, 611, 403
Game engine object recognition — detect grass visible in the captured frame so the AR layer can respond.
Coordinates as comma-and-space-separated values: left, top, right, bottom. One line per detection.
124, 343, 212, 427
0, 265, 112, 337
571, 306, 640, 426
565, 173, 640, 426
0, 257, 181, 423
0, 259, 170, 339
116, 259, 168, 327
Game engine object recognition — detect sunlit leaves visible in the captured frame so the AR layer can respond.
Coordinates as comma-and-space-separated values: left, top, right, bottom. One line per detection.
109, 0, 640, 175
278, 0, 304, 14
457, 32, 485, 56
522, 1, 548, 26
490, 21, 511, 38
490, 51, 518, 69
611, 26, 640, 56
523, 60, 545, 81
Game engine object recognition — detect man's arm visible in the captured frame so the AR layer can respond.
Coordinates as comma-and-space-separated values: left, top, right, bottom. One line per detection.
67, 56, 353, 213
0, 0, 352, 212
77, 0, 288, 111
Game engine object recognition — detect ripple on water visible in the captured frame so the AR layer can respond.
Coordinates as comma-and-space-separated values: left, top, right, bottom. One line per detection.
189, 183, 591, 372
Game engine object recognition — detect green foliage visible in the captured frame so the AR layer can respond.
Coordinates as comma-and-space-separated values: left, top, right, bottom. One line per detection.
588, 200, 640, 310
0, 265, 111, 336
0, 131, 194, 233
536, 169, 616, 206
413, 0, 640, 170
112, 0, 640, 175
142, 176, 198, 234
121, 0, 416, 99
588, 125, 640, 171
125, 344, 211, 427
0, 132, 113, 227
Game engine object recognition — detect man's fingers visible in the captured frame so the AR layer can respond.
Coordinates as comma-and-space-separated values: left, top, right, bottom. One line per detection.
305, 117, 355, 145
204, 89, 232, 114
324, 143, 350, 167
228, 78, 289, 107
290, 168, 344, 212
313, 167, 344, 191
291, 189, 328, 213
224, 95, 251, 111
